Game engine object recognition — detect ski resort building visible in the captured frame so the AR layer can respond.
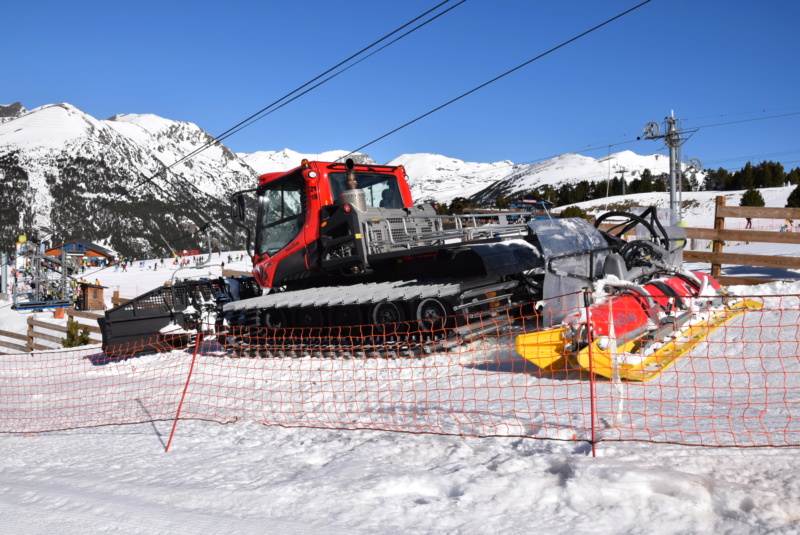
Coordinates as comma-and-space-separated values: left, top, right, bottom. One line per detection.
45, 239, 115, 265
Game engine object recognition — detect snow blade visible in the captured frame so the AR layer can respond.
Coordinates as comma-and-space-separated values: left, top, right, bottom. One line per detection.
515, 327, 569, 370
575, 299, 763, 382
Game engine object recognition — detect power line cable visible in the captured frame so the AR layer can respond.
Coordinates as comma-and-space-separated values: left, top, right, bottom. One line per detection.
38, 0, 467, 244
682, 107, 800, 122
213, 1, 470, 145
340, 0, 654, 159
689, 111, 800, 130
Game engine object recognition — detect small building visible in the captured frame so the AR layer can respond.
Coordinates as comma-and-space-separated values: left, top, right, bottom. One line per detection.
77, 282, 106, 311
508, 197, 554, 212
46, 239, 115, 265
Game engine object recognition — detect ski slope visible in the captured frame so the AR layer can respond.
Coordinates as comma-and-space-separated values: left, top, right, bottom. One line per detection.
1, 246, 799, 534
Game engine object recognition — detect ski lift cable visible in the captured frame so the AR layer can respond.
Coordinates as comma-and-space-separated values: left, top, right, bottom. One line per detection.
36, 0, 467, 244
340, 0, 655, 160
149, 0, 471, 209
213, 0, 470, 145
121, 0, 468, 180
690, 111, 800, 130
68, 0, 470, 245
202, 0, 464, 147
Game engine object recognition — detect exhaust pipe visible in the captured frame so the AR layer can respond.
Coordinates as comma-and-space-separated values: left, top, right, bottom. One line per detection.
340, 158, 367, 211
345, 158, 358, 190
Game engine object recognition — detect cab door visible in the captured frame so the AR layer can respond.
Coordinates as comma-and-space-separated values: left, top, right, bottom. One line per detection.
254, 171, 308, 287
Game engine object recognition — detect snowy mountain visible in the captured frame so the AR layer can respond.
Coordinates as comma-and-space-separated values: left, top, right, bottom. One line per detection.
239, 150, 518, 205
238, 148, 376, 174
0, 102, 26, 123
0, 103, 257, 257
0, 101, 717, 259
467, 151, 689, 205
240, 150, 507, 204
240, 149, 696, 207
387, 153, 516, 204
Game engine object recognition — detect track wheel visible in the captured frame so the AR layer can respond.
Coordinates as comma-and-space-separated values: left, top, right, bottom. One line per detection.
415, 298, 451, 331
292, 307, 324, 328
262, 308, 287, 328
328, 305, 363, 327
371, 301, 403, 325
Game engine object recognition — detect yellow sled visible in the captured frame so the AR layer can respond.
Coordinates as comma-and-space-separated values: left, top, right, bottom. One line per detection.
514, 326, 570, 370
574, 299, 763, 382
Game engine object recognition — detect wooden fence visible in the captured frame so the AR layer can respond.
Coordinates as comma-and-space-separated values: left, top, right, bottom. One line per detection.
0, 308, 102, 354
684, 196, 800, 286
110, 290, 130, 307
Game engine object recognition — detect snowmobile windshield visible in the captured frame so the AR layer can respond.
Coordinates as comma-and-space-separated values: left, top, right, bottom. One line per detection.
256, 171, 306, 257
329, 172, 403, 209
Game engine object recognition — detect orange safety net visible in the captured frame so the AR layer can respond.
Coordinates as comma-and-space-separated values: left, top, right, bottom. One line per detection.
2, 292, 799, 450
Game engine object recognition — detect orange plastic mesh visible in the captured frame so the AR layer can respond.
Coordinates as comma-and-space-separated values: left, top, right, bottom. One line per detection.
2, 292, 798, 451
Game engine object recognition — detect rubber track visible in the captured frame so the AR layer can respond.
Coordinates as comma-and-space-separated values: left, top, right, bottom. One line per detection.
223, 279, 463, 313
222, 320, 508, 359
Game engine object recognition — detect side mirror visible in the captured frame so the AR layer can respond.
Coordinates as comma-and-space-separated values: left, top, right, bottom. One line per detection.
234, 194, 246, 221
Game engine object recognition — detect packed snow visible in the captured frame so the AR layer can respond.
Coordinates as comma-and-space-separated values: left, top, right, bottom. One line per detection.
1, 236, 800, 534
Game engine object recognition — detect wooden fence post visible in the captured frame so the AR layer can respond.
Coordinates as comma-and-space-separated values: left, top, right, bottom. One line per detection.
26, 316, 35, 352
711, 196, 726, 279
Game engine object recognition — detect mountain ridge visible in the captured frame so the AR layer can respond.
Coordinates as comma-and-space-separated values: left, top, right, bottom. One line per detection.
0, 103, 256, 257
1, 102, 711, 257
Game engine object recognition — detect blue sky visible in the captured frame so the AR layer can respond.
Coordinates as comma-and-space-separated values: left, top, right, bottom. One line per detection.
4, 0, 800, 172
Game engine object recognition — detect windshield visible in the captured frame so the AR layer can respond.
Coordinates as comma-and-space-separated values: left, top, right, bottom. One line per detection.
329, 172, 403, 208
256, 172, 305, 257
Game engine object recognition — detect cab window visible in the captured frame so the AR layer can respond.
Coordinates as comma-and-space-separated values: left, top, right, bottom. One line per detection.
329, 172, 403, 208
256, 172, 305, 257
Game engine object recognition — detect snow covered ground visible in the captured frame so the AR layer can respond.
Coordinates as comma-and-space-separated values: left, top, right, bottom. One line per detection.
1, 244, 800, 534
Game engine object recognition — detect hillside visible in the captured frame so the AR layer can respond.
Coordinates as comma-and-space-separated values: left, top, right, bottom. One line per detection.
0, 103, 257, 258
566, 185, 796, 229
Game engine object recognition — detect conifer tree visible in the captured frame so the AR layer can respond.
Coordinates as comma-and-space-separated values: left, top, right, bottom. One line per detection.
639, 169, 654, 193
559, 206, 587, 219
703, 168, 730, 190
786, 184, 800, 208
740, 188, 765, 207
62, 319, 91, 348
